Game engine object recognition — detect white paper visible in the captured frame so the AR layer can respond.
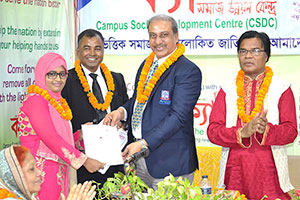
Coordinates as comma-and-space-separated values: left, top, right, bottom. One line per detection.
82, 123, 124, 174
118, 128, 128, 150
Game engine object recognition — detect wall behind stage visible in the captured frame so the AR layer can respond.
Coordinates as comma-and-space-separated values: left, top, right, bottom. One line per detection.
77, 0, 300, 56
102, 54, 300, 155
0, 0, 76, 149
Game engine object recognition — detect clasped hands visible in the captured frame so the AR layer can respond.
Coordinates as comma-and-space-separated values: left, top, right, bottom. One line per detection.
60, 181, 96, 200
241, 110, 268, 138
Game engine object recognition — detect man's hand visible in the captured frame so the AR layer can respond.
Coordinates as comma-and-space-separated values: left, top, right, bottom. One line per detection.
241, 113, 259, 138
122, 142, 142, 160
83, 157, 105, 173
103, 107, 125, 126
255, 110, 268, 134
241, 110, 268, 138
117, 121, 127, 130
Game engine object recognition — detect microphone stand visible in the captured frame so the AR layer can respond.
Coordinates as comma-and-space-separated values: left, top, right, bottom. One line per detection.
123, 147, 150, 199
123, 161, 136, 199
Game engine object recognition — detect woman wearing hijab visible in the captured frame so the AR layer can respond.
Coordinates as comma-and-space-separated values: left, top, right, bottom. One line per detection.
0, 145, 96, 200
18, 52, 104, 200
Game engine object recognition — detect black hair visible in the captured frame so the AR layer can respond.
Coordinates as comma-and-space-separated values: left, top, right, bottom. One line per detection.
237, 30, 271, 62
77, 29, 104, 47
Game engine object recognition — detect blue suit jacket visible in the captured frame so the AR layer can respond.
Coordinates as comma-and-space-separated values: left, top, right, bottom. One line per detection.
123, 55, 202, 178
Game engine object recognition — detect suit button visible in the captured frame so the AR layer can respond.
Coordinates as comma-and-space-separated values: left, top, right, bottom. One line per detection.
92, 119, 98, 124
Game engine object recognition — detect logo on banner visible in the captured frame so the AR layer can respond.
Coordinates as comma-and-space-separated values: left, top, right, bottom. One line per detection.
159, 90, 171, 105
146, 0, 191, 13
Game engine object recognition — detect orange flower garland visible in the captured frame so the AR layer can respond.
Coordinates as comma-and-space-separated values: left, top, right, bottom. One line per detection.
27, 85, 73, 120
74, 60, 115, 111
136, 43, 185, 103
236, 66, 273, 123
0, 188, 22, 199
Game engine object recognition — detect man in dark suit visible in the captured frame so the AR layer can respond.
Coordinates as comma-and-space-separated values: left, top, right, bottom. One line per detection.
61, 29, 129, 187
104, 15, 202, 189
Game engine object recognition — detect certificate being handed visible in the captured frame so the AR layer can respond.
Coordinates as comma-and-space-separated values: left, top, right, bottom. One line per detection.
82, 123, 125, 174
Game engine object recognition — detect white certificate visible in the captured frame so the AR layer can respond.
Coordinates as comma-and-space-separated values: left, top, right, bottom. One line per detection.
82, 123, 124, 174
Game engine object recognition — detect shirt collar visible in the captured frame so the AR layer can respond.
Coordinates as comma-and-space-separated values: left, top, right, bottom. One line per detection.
81, 64, 102, 76
154, 47, 177, 66
244, 70, 266, 82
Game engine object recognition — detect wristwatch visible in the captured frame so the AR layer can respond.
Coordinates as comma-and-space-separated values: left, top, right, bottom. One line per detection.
138, 139, 147, 148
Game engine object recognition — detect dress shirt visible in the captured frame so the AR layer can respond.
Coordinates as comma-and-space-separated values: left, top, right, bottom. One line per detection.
122, 48, 177, 139
81, 65, 111, 113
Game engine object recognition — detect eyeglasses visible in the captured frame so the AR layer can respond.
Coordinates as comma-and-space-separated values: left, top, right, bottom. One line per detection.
46, 71, 68, 79
149, 32, 170, 40
238, 48, 265, 56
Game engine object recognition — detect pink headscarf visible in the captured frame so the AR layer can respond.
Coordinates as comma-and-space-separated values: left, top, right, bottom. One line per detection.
34, 52, 68, 101
33, 52, 74, 157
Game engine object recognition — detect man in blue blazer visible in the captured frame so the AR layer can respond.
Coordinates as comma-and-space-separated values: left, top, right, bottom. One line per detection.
104, 14, 202, 189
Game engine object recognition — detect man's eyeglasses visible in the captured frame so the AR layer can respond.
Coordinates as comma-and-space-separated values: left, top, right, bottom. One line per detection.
238, 48, 265, 56
46, 71, 68, 79
149, 32, 170, 40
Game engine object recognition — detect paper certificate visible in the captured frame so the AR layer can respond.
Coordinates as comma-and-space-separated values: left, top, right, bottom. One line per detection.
82, 124, 125, 174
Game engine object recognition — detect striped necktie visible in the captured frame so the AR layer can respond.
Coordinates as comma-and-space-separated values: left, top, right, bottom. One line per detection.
132, 60, 159, 130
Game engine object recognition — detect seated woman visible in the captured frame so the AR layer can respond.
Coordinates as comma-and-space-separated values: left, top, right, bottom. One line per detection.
0, 145, 96, 200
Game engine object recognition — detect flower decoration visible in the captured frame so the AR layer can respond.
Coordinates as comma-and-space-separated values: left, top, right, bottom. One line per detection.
27, 85, 73, 120
74, 60, 115, 111
96, 171, 148, 199
136, 43, 185, 103
96, 172, 252, 200
236, 66, 273, 123
121, 184, 131, 195
96, 171, 296, 200
296, 189, 300, 197
287, 189, 300, 200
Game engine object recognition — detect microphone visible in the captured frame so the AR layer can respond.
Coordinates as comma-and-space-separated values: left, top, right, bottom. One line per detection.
124, 147, 150, 163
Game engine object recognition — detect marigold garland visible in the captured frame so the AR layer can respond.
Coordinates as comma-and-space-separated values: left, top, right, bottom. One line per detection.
74, 60, 115, 111
27, 85, 73, 120
136, 43, 185, 103
0, 188, 22, 199
236, 66, 273, 123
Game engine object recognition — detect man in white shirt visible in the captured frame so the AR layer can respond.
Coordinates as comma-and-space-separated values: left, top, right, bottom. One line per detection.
62, 29, 129, 189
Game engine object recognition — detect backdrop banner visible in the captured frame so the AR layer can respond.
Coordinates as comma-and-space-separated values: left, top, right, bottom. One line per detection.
77, 0, 300, 55
0, 1, 74, 149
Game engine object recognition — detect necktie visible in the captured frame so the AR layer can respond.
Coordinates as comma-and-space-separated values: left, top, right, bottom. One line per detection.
89, 73, 107, 123
132, 60, 159, 130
